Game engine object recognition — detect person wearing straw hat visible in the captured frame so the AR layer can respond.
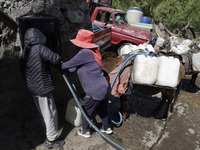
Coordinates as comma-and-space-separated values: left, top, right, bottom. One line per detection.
62, 29, 113, 138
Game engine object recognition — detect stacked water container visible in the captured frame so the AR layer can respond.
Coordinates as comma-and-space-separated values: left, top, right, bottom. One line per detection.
192, 53, 200, 72
126, 7, 152, 24
133, 55, 158, 85
155, 56, 180, 87
132, 55, 180, 88
191, 40, 200, 72
170, 38, 192, 54
126, 7, 153, 31
119, 43, 155, 56
140, 16, 151, 24
126, 7, 143, 24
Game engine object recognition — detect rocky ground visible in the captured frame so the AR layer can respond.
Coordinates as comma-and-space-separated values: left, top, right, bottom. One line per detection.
0, 74, 200, 150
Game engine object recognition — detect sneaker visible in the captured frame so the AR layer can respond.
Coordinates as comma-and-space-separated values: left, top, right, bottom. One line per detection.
100, 127, 113, 134
44, 139, 65, 149
77, 129, 91, 138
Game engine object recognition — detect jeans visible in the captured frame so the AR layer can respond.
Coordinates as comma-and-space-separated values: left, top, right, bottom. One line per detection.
82, 96, 110, 132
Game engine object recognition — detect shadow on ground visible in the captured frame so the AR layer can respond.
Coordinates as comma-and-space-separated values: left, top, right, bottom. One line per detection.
181, 78, 200, 93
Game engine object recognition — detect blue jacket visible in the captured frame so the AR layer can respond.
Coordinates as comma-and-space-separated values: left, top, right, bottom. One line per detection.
20, 28, 61, 96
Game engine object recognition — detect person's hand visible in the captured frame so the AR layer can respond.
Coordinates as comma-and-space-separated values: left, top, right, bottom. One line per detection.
54, 61, 64, 73
60, 61, 71, 74
61, 68, 70, 73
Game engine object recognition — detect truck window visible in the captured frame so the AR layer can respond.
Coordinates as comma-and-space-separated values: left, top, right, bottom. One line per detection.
108, 14, 113, 24
96, 10, 103, 21
105, 12, 113, 24
96, 10, 113, 24
114, 13, 127, 25
101, 12, 106, 22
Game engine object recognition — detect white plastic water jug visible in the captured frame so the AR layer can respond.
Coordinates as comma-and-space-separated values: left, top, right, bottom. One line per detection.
130, 44, 140, 53
65, 98, 82, 127
156, 37, 165, 47
170, 36, 180, 48
138, 43, 155, 54
181, 39, 193, 47
155, 56, 180, 87
120, 45, 133, 55
198, 43, 200, 49
146, 44, 155, 52
170, 44, 190, 54
192, 52, 200, 72
126, 10, 143, 23
138, 43, 147, 50
133, 55, 158, 85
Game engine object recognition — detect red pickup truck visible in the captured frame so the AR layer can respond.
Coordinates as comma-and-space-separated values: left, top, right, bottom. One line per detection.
91, 7, 152, 54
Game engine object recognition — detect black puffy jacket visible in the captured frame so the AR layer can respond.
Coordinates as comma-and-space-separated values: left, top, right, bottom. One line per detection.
20, 28, 61, 96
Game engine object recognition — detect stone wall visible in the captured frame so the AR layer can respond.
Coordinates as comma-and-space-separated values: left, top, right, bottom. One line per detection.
0, 0, 90, 126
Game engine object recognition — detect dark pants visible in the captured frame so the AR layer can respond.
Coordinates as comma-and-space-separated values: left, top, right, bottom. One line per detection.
82, 96, 110, 132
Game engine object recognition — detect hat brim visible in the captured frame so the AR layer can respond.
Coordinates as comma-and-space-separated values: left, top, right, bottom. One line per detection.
70, 39, 99, 49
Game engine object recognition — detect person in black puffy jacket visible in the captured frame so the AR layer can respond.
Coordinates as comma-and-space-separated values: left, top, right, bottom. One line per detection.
20, 28, 65, 149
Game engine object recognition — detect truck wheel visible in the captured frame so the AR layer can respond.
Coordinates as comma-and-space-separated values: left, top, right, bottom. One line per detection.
117, 42, 135, 56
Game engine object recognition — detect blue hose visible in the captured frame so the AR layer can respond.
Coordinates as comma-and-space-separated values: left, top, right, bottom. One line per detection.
61, 52, 147, 149
107, 102, 123, 125
108, 52, 148, 125
110, 52, 148, 89
61, 72, 127, 150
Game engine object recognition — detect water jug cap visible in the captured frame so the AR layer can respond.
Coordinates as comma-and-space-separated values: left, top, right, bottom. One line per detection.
149, 51, 154, 56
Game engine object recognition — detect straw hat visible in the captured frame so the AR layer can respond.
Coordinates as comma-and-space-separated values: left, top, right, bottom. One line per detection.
70, 29, 99, 49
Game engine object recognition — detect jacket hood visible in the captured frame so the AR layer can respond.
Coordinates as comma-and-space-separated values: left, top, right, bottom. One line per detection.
24, 28, 46, 46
